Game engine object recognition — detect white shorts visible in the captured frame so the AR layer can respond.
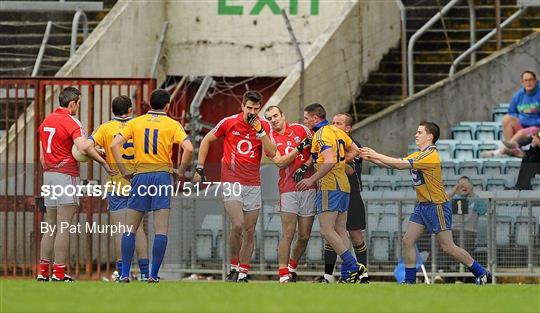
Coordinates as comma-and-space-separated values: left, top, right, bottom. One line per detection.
223, 185, 261, 212
279, 190, 316, 217
43, 172, 80, 208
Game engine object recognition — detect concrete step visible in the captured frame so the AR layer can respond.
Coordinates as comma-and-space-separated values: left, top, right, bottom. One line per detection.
414, 38, 519, 51
0, 45, 71, 57
367, 72, 449, 85
406, 15, 540, 30
0, 21, 99, 33
0, 33, 76, 46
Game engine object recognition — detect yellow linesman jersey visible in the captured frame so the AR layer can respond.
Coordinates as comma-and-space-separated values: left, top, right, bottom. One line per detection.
119, 111, 188, 174
311, 125, 353, 192
90, 117, 134, 194
404, 145, 449, 204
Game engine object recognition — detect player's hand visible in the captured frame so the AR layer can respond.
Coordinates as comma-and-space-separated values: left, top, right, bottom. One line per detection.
296, 177, 315, 192
247, 113, 263, 132
102, 164, 119, 177
294, 164, 309, 183
296, 137, 312, 153
193, 166, 206, 183
122, 171, 134, 182
96, 147, 106, 158
359, 147, 378, 159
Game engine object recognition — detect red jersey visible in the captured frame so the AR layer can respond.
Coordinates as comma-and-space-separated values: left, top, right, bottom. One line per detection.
212, 112, 272, 186
270, 123, 314, 193
38, 107, 85, 177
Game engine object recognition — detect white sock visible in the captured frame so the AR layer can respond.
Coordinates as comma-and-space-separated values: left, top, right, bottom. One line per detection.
238, 272, 247, 280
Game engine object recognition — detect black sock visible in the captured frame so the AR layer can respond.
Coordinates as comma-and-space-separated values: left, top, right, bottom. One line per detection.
354, 241, 368, 267
324, 243, 337, 275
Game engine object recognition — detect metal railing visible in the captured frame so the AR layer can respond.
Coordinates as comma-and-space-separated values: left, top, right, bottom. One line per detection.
70, 9, 89, 57
32, 21, 52, 77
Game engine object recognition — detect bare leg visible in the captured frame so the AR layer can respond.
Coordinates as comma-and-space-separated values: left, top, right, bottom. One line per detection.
224, 201, 244, 260
402, 221, 425, 268
278, 212, 297, 270
238, 209, 260, 264
53, 204, 78, 265
40, 207, 57, 261
436, 230, 474, 266
501, 115, 522, 141
290, 215, 314, 262
319, 211, 348, 254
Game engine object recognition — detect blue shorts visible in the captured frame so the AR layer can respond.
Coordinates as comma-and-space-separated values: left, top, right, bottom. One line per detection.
315, 190, 350, 214
127, 172, 173, 212
107, 193, 128, 212
410, 202, 452, 234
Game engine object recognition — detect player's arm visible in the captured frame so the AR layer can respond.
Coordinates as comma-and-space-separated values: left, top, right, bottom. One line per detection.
110, 134, 130, 179
359, 147, 411, 170
73, 136, 117, 175
345, 141, 360, 163
271, 138, 311, 168
296, 148, 334, 191
177, 139, 194, 177
39, 144, 46, 169
345, 164, 355, 176
193, 131, 220, 182
248, 117, 277, 158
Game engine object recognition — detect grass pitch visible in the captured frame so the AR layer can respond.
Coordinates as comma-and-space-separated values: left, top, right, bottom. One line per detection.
1, 279, 539, 313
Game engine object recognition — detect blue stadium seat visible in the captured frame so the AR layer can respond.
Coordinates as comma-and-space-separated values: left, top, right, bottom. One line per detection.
454, 143, 475, 160
441, 160, 458, 176
496, 216, 512, 246
481, 160, 505, 175
451, 125, 474, 141
195, 229, 214, 260
477, 143, 499, 158
370, 231, 391, 262
475, 124, 498, 141
505, 160, 521, 178
394, 179, 414, 191
367, 213, 379, 237
486, 178, 506, 191
444, 178, 459, 190
514, 216, 537, 247
436, 140, 457, 160
216, 230, 224, 259
201, 214, 223, 238
378, 213, 399, 234
531, 177, 540, 190
373, 180, 393, 191
470, 177, 485, 191
492, 106, 508, 123
369, 165, 392, 176
457, 160, 481, 176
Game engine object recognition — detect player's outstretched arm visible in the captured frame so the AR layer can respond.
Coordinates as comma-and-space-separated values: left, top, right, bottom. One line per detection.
194, 132, 219, 182
177, 139, 194, 177
75, 137, 117, 176
360, 147, 411, 170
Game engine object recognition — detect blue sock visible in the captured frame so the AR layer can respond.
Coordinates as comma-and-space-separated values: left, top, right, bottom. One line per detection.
150, 234, 168, 278
340, 251, 358, 272
138, 258, 149, 277
121, 233, 136, 279
405, 267, 416, 284
116, 260, 122, 274
468, 260, 486, 278
340, 262, 350, 280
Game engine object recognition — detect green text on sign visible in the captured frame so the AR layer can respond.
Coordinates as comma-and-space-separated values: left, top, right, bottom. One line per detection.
218, 0, 319, 15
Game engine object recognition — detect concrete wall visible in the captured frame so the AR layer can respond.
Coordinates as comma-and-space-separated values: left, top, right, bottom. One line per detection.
350, 31, 540, 157
265, 0, 401, 122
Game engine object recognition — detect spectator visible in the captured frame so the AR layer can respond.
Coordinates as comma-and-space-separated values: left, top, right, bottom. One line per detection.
515, 131, 540, 190
482, 70, 540, 158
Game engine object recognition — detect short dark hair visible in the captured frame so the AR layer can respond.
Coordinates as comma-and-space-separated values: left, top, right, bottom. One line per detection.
59, 87, 81, 108
149, 89, 170, 110
242, 90, 263, 105
112, 95, 132, 116
419, 120, 440, 143
336, 113, 353, 127
304, 103, 326, 119
265, 105, 282, 115
521, 70, 537, 80
459, 176, 471, 182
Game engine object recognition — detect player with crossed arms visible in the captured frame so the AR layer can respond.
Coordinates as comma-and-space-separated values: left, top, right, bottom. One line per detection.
194, 91, 277, 282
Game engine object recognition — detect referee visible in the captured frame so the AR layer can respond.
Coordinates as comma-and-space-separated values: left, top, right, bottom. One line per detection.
316, 113, 369, 283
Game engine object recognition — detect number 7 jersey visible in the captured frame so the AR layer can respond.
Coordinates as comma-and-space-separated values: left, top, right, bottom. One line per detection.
212, 112, 272, 186
119, 111, 188, 174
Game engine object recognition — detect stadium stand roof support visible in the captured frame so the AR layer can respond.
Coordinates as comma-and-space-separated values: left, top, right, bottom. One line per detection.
0, 1, 103, 12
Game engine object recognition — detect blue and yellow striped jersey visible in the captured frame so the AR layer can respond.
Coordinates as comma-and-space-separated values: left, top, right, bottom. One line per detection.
119, 111, 188, 174
311, 124, 353, 192
405, 145, 448, 204
90, 117, 134, 194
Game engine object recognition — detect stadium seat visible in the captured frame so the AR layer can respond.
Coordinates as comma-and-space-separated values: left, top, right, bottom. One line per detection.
476, 143, 499, 158
201, 214, 223, 239
486, 178, 506, 191
370, 231, 391, 262
306, 231, 323, 262
505, 160, 521, 179
441, 160, 458, 177
444, 178, 459, 190
378, 213, 399, 234
195, 229, 214, 260
367, 213, 379, 237
454, 142, 475, 160
514, 216, 537, 247
492, 106, 508, 123
457, 160, 481, 176
471, 177, 484, 191
482, 160, 504, 175
372, 180, 393, 191
394, 179, 414, 191
436, 140, 456, 160
496, 216, 512, 246
369, 165, 392, 176
531, 177, 540, 190
216, 230, 224, 259
263, 231, 280, 262
451, 125, 474, 141
475, 124, 498, 141
401, 213, 411, 233
475, 215, 488, 248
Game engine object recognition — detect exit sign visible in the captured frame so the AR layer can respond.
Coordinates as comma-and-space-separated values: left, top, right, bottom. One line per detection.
218, 0, 320, 15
